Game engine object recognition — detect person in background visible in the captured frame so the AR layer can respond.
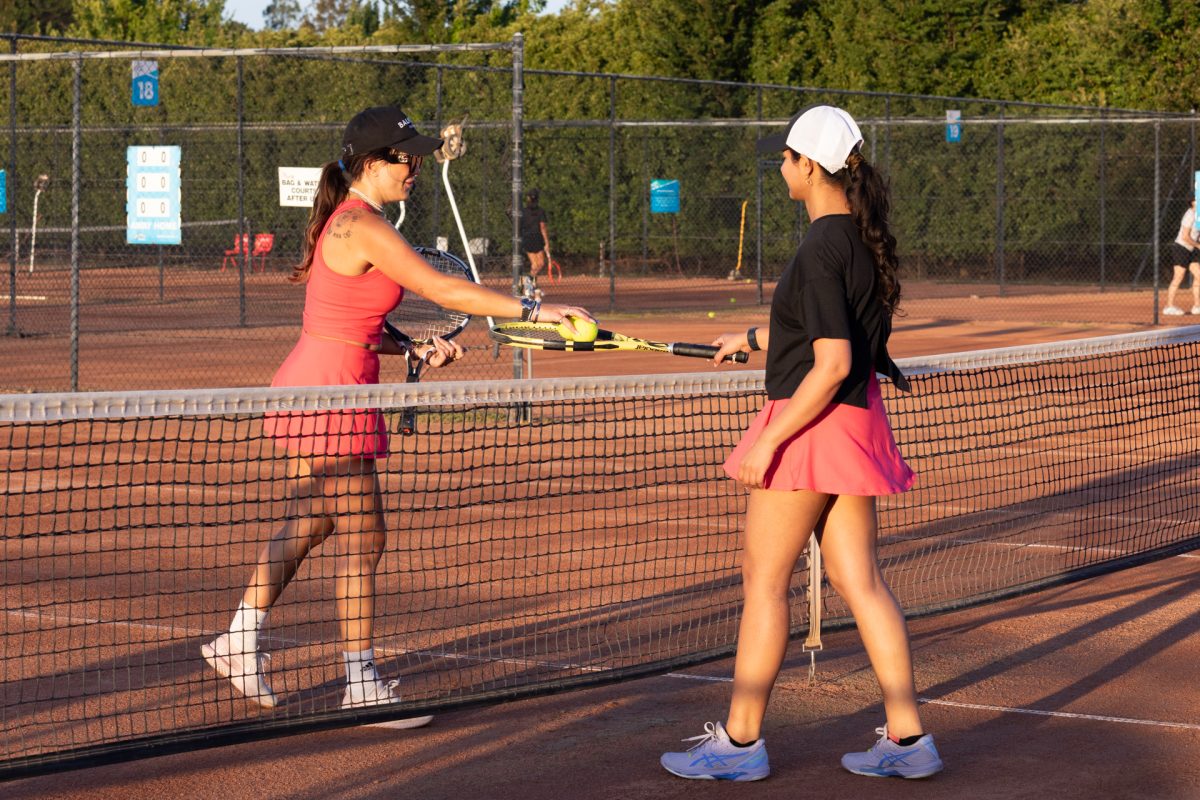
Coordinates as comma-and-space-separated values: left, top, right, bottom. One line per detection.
1163, 199, 1200, 316
520, 188, 551, 296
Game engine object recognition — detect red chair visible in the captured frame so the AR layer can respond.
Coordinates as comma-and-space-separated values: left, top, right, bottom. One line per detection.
221, 233, 249, 272
251, 233, 275, 273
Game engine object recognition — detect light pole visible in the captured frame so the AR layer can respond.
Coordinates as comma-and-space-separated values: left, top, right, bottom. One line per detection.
28, 173, 48, 273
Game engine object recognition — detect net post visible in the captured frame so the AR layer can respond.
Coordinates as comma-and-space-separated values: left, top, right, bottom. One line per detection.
236, 55, 247, 328
607, 75, 616, 312
6, 36, 15, 337
511, 31, 524, 379
802, 535, 823, 682
1153, 119, 1160, 324
70, 54, 81, 392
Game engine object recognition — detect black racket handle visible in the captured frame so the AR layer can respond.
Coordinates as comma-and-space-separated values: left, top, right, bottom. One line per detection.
670, 343, 750, 363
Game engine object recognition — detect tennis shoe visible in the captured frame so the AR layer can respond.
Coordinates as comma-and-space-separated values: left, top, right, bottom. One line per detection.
201, 633, 277, 708
660, 721, 769, 781
1191, 305, 1200, 315
1163, 306, 1185, 316
342, 677, 433, 729
841, 725, 943, 779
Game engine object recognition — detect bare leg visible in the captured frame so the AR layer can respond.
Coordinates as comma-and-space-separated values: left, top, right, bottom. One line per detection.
724, 488, 830, 744
819, 494, 923, 738
242, 456, 335, 611
1190, 263, 1200, 309
328, 459, 387, 652
527, 250, 546, 278
1166, 265, 1185, 308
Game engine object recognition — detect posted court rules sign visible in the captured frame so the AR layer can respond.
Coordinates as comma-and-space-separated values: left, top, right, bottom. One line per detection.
278, 167, 323, 207
127, 146, 181, 245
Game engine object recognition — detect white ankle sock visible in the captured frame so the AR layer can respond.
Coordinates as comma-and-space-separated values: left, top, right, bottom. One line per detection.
228, 601, 267, 654
345, 648, 379, 691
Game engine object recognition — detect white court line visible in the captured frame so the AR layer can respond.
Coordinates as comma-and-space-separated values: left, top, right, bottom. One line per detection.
7, 540, 1198, 684
665, 672, 731, 682
919, 698, 1200, 731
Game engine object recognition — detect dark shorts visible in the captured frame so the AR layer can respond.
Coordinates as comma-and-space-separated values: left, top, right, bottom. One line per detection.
522, 234, 545, 254
1169, 243, 1197, 268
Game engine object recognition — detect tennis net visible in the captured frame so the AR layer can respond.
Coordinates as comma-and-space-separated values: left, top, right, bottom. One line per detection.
2, 326, 1198, 778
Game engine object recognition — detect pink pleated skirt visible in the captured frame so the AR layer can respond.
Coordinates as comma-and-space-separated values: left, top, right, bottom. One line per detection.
261, 333, 388, 459
724, 378, 914, 495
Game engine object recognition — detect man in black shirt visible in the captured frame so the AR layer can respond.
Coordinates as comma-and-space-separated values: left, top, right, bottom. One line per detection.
520, 188, 551, 295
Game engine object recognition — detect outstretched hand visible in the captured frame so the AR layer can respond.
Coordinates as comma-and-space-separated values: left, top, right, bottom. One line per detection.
537, 303, 595, 337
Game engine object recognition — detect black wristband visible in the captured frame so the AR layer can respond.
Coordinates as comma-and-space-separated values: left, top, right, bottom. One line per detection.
747, 327, 761, 351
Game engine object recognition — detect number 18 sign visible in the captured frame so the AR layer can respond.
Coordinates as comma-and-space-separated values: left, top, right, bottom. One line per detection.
132, 61, 159, 107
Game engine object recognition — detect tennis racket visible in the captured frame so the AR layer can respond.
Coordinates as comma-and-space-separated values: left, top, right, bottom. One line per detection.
489, 322, 749, 363
384, 246, 476, 434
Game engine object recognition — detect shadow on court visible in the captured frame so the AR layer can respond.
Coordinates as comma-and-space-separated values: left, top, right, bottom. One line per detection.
6, 553, 1198, 800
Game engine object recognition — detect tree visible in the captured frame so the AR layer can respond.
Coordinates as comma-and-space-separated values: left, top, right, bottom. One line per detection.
68, 0, 231, 44
0, 0, 74, 34
263, 0, 303, 30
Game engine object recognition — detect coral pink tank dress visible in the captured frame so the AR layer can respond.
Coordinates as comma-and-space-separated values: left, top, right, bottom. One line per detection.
263, 199, 403, 458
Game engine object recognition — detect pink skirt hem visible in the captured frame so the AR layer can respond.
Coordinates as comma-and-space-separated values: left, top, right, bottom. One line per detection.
261, 334, 389, 459
723, 379, 914, 495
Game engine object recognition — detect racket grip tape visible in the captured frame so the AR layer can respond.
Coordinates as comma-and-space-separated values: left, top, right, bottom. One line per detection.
670, 343, 750, 363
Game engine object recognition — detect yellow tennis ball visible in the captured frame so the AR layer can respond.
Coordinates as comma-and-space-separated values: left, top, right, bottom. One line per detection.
558, 315, 598, 343
707, 311, 716, 319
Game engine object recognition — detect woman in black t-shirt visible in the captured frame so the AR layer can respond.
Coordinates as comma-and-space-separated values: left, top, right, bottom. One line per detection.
660, 106, 942, 783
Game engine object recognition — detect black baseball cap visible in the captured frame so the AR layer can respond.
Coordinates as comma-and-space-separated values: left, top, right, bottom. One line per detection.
341, 106, 443, 158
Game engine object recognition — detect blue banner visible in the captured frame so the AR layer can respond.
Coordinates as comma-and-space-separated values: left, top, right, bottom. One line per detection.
650, 179, 680, 214
126, 146, 181, 245
0, 170, 6, 214
945, 110, 962, 143
132, 60, 159, 107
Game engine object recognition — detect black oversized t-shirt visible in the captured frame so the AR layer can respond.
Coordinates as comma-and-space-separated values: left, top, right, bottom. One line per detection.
765, 214, 906, 407
520, 205, 547, 248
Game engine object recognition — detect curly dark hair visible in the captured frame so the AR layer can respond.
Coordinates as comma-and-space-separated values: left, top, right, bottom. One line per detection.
826, 148, 902, 316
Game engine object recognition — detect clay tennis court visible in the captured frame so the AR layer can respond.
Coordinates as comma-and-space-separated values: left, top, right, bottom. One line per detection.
3, 554, 1196, 800
1, 262, 1188, 390
2, 274, 1198, 797
2, 261, 1200, 796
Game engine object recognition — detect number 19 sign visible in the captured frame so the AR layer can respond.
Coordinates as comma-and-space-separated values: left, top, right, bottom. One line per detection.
127, 146, 181, 245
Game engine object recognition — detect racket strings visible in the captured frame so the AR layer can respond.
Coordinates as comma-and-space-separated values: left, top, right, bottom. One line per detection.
387, 247, 475, 342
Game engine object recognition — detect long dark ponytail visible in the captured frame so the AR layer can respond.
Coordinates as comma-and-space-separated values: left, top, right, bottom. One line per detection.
833, 148, 901, 316
292, 153, 377, 283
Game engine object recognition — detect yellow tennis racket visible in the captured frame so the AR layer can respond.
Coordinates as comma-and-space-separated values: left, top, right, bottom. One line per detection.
489, 321, 749, 362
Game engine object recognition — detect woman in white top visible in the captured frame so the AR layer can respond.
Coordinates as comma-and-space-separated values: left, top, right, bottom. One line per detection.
1164, 200, 1200, 316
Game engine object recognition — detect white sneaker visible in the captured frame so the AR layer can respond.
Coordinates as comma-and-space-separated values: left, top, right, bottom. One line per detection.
841, 724, 943, 779
1191, 305, 1200, 315
201, 633, 277, 708
1163, 306, 1185, 316
342, 678, 433, 729
660, 721, 770, 781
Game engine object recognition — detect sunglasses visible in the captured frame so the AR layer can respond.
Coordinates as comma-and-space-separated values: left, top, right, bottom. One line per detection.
381, 148, 423, 168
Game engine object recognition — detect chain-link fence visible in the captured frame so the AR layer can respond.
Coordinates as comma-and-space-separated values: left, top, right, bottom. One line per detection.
2, 34, 1197, 391
0, 36, 524, 392
521, 73, 1198, 332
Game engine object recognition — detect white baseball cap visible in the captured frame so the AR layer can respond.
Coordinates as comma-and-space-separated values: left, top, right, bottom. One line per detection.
757, 105, 864, 174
